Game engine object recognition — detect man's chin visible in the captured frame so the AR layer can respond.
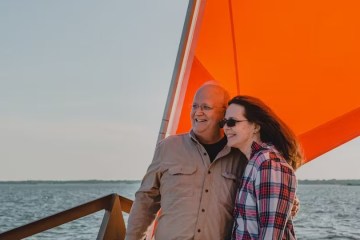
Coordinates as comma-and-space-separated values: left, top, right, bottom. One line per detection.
193, 127, 207, 135
193, 128, 212, 140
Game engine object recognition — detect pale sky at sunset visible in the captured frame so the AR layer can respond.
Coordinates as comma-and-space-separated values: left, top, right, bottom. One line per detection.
0, 1, 359, 181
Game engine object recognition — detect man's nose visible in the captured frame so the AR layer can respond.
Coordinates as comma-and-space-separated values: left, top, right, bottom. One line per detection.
194, 109, 204, 115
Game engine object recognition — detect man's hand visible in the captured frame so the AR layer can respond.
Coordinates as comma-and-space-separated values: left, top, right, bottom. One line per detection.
291, 195, 300, 217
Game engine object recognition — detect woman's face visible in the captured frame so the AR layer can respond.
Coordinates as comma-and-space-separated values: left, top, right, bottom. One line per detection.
224, 104, 258, 153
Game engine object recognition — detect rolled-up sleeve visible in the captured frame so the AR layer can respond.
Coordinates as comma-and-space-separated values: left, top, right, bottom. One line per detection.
255, 152, 297, 240
125, 143, 163, 240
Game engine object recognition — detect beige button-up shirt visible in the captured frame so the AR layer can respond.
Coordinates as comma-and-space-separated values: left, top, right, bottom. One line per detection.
126, 131, 247, 240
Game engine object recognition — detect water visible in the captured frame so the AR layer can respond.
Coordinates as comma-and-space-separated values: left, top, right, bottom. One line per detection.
0, 182, 359, 239
0, 181, 139, 239
294, 184, 360, 240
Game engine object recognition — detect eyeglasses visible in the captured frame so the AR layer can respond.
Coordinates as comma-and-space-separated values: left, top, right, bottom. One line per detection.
219, 118, 248, 128
191, 104, 224, 111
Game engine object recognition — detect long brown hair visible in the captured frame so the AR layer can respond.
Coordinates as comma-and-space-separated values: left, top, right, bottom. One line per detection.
228, 96, 303, 170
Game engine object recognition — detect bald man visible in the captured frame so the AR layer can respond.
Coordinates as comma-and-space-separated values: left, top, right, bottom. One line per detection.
126, 83, 247, 239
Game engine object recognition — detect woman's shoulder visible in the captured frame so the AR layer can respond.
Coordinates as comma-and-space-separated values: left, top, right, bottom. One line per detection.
251, 143, 289, 169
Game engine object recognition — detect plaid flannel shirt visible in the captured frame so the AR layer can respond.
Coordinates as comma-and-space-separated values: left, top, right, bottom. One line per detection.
232, 141, 297, 240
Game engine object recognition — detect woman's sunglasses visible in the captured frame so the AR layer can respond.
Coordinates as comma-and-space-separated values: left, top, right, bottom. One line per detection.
219, 118, 248, 128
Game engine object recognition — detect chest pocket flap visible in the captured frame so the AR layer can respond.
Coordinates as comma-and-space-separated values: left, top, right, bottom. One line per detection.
168, 166, 197, 175
221, 171, 237, 180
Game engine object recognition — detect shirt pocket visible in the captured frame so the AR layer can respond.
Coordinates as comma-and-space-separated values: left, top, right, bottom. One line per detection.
221, 171, 238, 197
168, 166, 197, 175
222, 172, 237, 181
161, 165, 197, 198
215, 171, 239, 211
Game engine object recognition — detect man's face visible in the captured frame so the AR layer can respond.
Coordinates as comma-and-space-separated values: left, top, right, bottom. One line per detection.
191, 85, 226, 143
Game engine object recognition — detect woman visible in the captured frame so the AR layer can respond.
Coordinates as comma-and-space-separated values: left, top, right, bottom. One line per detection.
220, 96, 303, 240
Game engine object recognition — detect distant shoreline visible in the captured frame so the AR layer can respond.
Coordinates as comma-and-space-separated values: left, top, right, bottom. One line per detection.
298, 179, 360, 186
0, 179, 359, 185
0, 180, 141, 184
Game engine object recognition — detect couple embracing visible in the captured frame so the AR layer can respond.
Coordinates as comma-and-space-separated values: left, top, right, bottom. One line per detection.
126, 82, 302, 240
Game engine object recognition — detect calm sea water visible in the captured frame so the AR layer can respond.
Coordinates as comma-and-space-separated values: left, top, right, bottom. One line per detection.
0, 182, 359, 239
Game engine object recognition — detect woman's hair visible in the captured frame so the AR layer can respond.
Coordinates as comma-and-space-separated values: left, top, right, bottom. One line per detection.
228, 95, 303, 170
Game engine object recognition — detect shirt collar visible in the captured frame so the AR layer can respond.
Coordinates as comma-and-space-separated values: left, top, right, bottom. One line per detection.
189, 130, 199, 143
250, 141, 267, 159
188, 130, 233, 156
189, 130, 226, 145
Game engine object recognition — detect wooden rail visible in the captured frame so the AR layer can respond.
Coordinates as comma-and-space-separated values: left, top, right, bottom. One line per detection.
0, 193, 133, 240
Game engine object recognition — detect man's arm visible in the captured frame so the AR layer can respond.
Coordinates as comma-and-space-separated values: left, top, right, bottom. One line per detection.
255, 153, 297, 239
125, 144, 163, 240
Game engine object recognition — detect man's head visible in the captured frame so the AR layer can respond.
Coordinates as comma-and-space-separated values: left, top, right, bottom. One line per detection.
191, 82, 230, 144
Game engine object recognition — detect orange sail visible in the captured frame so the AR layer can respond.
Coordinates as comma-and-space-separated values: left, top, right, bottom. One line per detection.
160, 0, 360, 164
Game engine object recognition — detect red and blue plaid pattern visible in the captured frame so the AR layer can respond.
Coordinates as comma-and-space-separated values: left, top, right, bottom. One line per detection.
232, 142, 297, 240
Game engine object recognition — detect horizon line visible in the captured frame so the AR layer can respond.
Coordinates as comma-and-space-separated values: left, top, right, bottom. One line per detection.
0, 179, 359, 183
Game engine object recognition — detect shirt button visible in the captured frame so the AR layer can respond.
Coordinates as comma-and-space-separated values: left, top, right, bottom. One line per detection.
203, 152, 207, 156
208, 170, 211, 174
202, 209, 205, 212
198, 229, 201, 232
205, 189, 209, 193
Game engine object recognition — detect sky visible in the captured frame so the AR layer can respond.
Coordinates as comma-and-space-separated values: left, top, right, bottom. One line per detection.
0, 1, 359, 181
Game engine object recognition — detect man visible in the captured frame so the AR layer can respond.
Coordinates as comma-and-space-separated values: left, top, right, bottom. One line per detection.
126, 82, 246, 239
126, 83, 299, 239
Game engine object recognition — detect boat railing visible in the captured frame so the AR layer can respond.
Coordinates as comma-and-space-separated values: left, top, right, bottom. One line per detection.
0, 193, 133, 240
